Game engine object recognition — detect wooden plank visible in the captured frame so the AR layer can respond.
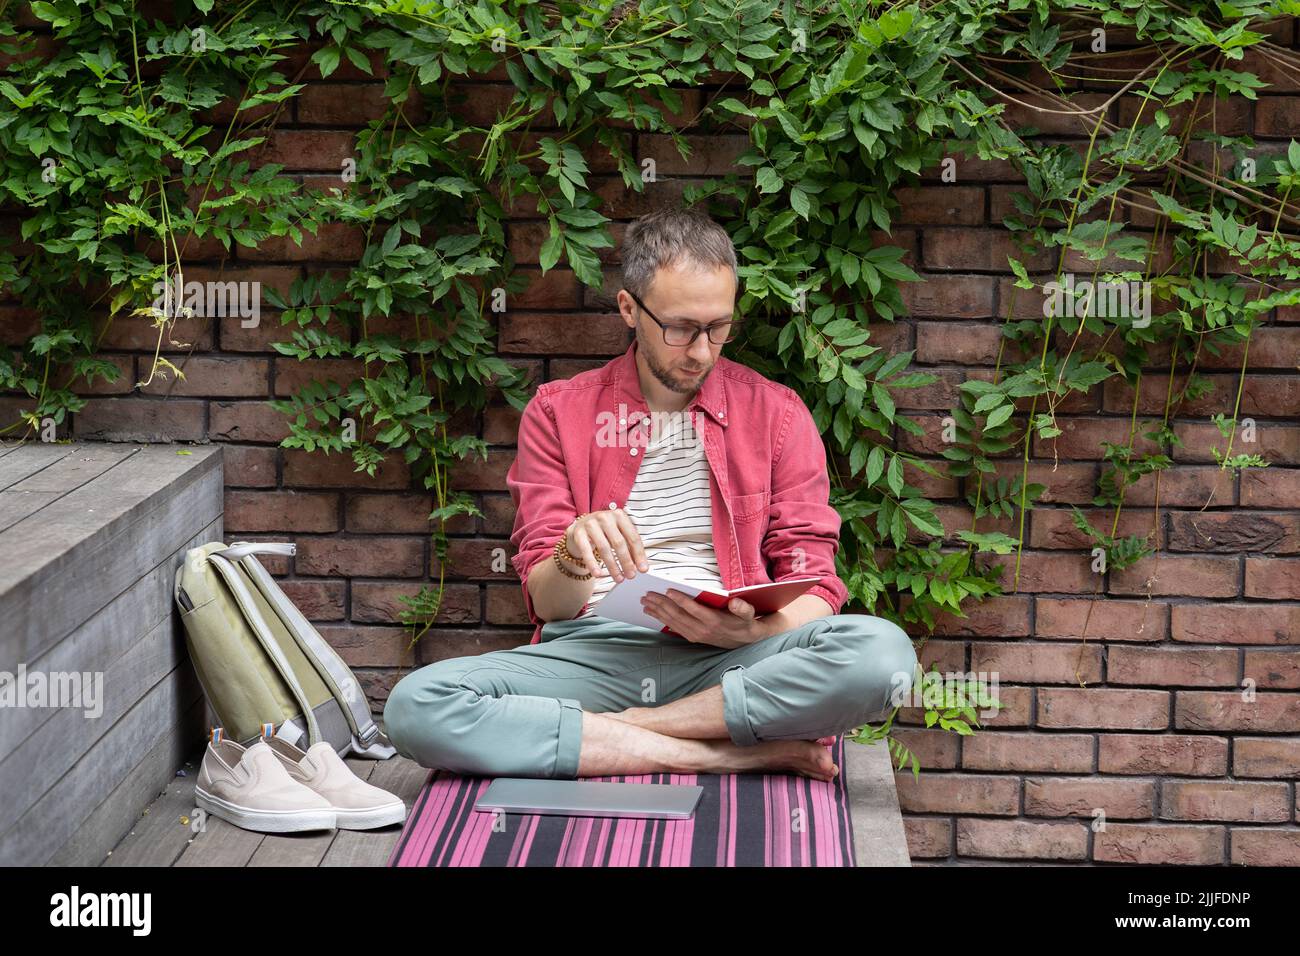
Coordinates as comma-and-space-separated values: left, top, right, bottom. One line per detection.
246, 830, 338, 867
0, 595, 191, 834
0, 443, 76, 491
0, 516, 221, 765
46, 695, 206, 866
0, 490, 62, 535
320, 755, 429, 867
0, 659, 205, 866
173, 813, 267, 867
0, 445, 222, 670
8, 443, 141, 494
103, 745, 206, 868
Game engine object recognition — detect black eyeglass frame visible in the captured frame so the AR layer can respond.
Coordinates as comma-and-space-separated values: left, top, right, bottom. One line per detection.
624, 288, 740, 347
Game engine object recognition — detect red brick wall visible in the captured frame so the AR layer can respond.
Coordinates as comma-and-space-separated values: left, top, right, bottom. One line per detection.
6, 22, 1300, 865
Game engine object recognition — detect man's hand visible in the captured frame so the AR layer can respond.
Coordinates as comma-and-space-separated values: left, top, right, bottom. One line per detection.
639, 589, 778, 649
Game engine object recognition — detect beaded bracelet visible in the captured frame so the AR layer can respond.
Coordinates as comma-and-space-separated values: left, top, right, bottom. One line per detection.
552, 514, 606, 580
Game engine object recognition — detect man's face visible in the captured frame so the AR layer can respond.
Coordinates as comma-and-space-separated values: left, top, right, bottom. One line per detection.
625, 261, 736, 396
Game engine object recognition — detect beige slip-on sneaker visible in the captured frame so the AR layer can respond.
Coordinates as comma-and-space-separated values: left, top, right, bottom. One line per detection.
194, 732, 337, 833
265, 735, 408, 830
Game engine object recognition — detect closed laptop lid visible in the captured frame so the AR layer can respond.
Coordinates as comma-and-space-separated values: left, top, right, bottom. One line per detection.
475, 778, 704, 820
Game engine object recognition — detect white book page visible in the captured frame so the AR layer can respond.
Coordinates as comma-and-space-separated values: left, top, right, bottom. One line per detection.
590, 569, 722, 630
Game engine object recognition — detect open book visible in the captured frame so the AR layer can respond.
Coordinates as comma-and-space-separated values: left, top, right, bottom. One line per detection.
590, 570, 822, 636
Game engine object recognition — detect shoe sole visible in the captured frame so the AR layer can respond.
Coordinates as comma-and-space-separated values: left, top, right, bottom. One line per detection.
194, 787, 337, 833
332, 801, 408, 830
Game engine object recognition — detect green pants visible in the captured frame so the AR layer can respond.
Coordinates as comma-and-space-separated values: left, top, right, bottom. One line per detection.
383, 613, 918, 779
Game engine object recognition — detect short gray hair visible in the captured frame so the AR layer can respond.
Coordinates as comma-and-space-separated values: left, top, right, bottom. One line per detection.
620, 205, 738, 302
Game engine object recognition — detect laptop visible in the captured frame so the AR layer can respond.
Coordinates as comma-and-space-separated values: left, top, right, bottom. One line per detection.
474, 778, 704, 820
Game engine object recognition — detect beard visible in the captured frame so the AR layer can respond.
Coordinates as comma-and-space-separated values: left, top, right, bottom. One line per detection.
635, 322, 713, 395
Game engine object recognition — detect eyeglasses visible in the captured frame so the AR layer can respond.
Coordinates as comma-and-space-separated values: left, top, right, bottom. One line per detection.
625, 288, 739, 347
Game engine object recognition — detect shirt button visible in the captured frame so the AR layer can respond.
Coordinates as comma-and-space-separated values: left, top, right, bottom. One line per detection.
608, 501, 617, 509
630, 448, 638, 456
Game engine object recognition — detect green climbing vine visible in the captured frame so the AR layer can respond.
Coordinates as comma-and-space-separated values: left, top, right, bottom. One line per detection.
3, 0, 1299, 778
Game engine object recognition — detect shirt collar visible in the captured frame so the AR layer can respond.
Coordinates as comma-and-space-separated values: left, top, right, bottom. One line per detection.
612, 339, 728, 429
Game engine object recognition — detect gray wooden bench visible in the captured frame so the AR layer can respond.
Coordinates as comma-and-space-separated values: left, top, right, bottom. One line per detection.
0, 441, 222, 866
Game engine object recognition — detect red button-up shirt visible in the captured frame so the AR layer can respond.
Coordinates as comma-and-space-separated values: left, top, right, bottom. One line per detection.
506, 339, 850, 645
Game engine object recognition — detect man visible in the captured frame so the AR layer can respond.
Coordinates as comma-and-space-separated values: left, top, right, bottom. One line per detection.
384, 206, 917, 783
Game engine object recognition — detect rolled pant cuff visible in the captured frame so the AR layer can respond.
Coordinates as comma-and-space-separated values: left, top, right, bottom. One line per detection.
554, 697, 585, 778
721, 665, 759, 746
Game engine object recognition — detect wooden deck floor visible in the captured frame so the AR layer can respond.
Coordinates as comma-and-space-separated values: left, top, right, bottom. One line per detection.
102, 746, 430, 867
102, 732, 910, 866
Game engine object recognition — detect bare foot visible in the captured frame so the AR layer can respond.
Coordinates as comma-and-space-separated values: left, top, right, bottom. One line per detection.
697, 739, 839, 782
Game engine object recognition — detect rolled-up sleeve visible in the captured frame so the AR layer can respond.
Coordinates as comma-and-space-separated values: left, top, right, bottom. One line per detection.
506, 387, 577, 627
763, 391, 850, 615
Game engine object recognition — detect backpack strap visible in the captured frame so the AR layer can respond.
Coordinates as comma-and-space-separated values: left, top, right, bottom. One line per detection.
206, 550, 324, 747
234, 546, 393, 757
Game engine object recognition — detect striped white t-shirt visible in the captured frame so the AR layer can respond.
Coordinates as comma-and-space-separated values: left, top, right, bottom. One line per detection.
579, 410, 723, 618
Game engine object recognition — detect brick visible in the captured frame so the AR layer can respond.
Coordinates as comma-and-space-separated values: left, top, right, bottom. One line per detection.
1167, 511, 1300, 554
930, 596, 1031, 636
294, 537, 425, 577
1233, 737, 1300, 778
499, 313, 631, 354
485, 583, 530, 626
1035, 598, 1168, 642
221, 445, 277, 488
922, 228, 1053, 272
297, 83, 425, 126
1032, 416, 1163, 459
224, 490, 339, 533
1098, 734, 1229, 776
1108, 555, 1239, 598
249, 130, 356, 171
1023, 777, 1156, 819
1029, 506, 1163, 550
890, 727, 961, 770
991, 461, 1098, 504
960, 731, 1094, 772
73, 398, 207, 442
1255, 96, 1300, 136
282, 448, 410, 489
970, 641, 1103, 684
894, 773, 1020, 815
638, 133, 749, 176
345, 493, 440, 533
273, 357, 365, 398
955, 818, 1089, 860
1230, 829, 1300, 866
899, 275, 996, 319
1125, 465, 1235, 507
448, 448, 512, 492
316, 625, 416, 669
1241, 468, 1300, 508
1176, 691, 1300, 733
1107, 646, 1239, 687
1160, 780, 1291, 822
138, 356, 269, 398
353, 580, 479, 625
1037, 688, 1170, 730
1245, 649, 1300, 689
977, 551, 1094, 593
239, 223, 367, 262
99, 313, 214, 352
277, 580, 345, 622
1173, 421, 1300, 465
894, 186, 986, 225
1094, 823, 1225, 865
1171, 603, 1300, 645
1246, 558, 1300, 599
903, 818, 952, 858
210, 402, 291, 443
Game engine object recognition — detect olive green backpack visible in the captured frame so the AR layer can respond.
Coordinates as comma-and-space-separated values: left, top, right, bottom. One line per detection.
174, 541, 395, 758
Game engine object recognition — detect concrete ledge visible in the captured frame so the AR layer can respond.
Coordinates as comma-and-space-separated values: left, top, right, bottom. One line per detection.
846, 739, 911, 866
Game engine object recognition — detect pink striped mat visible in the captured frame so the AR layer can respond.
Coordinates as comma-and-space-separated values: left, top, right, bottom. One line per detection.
387, 735, 855, 867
